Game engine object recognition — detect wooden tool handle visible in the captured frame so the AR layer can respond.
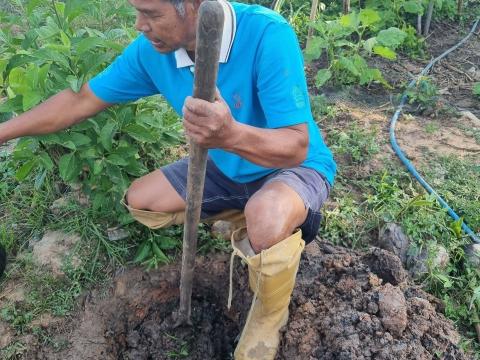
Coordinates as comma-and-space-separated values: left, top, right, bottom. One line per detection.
177, 0, 224, 326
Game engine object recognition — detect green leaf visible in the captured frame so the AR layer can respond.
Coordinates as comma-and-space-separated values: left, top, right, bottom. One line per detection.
34, 168, 48, 190
473, 83, 480, 96
0, 97, 23, 113
304, 37, 327, 63
377, 27, 407, 50
8, 67, 28, 94
373, 45, 397, 60
403, 1, 424, 15
93, 159, 104, 175
33, 48, 71, 69
359, 8, 381, 26
38, 151, 54, 171
59, 153, 81, 182
22, 91, 44, 111
338, 57, 360, 77
75, 37, 106, 55
15, 159, 37, 181
315, 69, 332, 88
26, 0, 43, 16
106, 154, 129, 166
133, 241, 152, 263
99, 122, 117, 151
156, 236, 179, 250
66, 75, 83, 93
123, 124, 156, 143
152, 242, 169, 263
363, 37, 378, 53
339, 12, 360, 29
69, 132, 92, 147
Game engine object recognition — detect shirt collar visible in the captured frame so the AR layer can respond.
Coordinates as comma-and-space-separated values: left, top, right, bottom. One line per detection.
174, 0, 236, 68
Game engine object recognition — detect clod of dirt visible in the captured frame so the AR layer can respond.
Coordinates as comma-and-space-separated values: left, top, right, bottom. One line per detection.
362, 248, 407, 285
32, 242, 467, 359
377, 223, 410, 264
378, 284, 408, 337
0, 321, 14, 349
465, 243, 480, 267
407, 244, 450, 279
31, 231, 81, 276
107, 226, 130, 242
211, 220, 236, 240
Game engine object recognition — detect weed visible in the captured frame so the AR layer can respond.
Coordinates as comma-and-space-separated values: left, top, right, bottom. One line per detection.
328, 122, 381, 164
405, 76, 439, 111
425, 122, 440, 134
474, 83, 480, 97
0, 341, 27, 360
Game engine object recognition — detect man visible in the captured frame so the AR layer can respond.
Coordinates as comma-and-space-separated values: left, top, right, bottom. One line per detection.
0, 0, 336, 358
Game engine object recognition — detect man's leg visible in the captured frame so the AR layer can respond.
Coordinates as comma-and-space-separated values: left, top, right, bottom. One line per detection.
126, 169, 185, 213
123, 158, 250, 230
244, 181, 307, 253
233, 169, 329, 360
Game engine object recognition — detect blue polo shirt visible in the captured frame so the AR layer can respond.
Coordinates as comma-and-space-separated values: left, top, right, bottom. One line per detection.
89, 1, 336, 185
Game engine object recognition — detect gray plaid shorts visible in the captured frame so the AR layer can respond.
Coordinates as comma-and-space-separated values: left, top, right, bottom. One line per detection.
162, 157, 331, 243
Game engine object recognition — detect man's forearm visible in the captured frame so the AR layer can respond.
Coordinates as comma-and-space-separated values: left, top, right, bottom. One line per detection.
224, 122, 309, 169
0, 84, 109, 144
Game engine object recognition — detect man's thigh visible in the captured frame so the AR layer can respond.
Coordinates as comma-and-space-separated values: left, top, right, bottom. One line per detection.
250, 166, 331, 244
161, 157, 262, 218
126, 169, 186, 213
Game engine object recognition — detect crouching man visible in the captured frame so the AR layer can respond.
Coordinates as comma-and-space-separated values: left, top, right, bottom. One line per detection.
0, 0, 336, 358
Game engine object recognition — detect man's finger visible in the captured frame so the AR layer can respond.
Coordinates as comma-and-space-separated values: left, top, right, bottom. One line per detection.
184, 96, 211, 116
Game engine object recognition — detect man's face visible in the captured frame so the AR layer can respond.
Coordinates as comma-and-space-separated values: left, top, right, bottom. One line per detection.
129, 0, 198, 53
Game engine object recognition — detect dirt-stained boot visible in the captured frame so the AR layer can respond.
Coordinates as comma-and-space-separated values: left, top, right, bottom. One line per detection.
229, 228, 305, 360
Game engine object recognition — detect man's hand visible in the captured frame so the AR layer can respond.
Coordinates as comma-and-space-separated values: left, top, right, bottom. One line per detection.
182, 91, 238, 149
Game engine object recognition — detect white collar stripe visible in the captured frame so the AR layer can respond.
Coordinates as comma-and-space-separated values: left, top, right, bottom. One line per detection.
174, 0, 236, 68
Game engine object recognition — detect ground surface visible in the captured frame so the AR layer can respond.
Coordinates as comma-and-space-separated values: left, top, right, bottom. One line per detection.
1, 18, 479, 360
24, 242, 466, 359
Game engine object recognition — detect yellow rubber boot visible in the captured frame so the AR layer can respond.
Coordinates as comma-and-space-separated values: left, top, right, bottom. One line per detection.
230, 229, 305, 360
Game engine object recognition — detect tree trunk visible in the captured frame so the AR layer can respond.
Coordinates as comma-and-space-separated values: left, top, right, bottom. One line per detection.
417, 14, 422, 36
457, 0, 464, 16
423, 0, 434, 36
306, 0, 320, 49
343, 0, 350, 14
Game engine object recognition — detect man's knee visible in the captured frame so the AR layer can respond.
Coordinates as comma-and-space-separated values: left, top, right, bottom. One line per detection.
244, 196, 292, 253
126, 178, 147, 210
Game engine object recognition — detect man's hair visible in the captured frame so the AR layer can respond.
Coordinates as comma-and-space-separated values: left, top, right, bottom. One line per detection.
168, 0, 186, 17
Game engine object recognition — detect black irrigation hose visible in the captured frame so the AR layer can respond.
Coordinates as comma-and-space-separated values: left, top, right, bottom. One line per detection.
389, 18, 480, 243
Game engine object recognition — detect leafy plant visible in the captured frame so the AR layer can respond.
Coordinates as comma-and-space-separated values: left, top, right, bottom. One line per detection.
0, 0, 183, 217
305, 8, 407, 88
405, 76, 439, 110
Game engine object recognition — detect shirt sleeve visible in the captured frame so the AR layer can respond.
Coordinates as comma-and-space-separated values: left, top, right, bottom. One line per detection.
254, 22, 313, 128
88, 36, 158, 103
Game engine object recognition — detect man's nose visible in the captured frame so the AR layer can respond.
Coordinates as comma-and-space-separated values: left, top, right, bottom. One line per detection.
135, 14, 150, 32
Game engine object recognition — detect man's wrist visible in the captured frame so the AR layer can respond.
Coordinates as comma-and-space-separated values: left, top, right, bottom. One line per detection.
223, 120, 243, 152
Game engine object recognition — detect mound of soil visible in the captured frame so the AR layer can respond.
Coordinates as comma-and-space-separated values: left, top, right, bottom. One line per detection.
35, 241, 466, 359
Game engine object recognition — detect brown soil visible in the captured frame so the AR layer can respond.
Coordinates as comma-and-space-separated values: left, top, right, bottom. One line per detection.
27, 242, 467, 359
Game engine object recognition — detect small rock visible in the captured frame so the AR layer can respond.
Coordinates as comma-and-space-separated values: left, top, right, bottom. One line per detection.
464, 243, 480, 267
460, 111, 480, 127
377, 223, 410, 264
378, 283, 408, 337
32, 231, 81, 276
107, 227, 130, 242
211, 220, 236, 240
50, 197, 70, 215
432, 245, 449, 269
0, 321, 14, 349
407, 244, 449, 279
